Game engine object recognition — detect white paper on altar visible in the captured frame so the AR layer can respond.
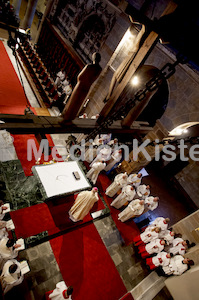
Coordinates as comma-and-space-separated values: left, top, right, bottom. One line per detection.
34, 161, 91, 198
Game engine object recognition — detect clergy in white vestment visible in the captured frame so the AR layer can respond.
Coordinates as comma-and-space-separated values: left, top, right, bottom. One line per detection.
111, 185, 135, 209
107, 138, 118, 147
127, 173, 142, 188
69, 187, 99, 222
137, 184, 150, 199
90, 146, 112, 166
145, 196, 159, 211
104, 149, 122, 172
49, 281, 73, 300
138, 238, 166, 258
0, 259, 24, 294
0, 200, 7, 220
84, 138, 103, 163
162, 255, 194, 276
105, 172, 128, 197
133, 227, 161, 246
0, 238, 21, 262
169, 238, 187, 256
86, 161, 106, 184
146, 251, 173, 270
118, 199, 145, 222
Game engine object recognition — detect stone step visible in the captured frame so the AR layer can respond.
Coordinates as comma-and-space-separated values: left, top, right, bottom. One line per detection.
130, 271, 165, 300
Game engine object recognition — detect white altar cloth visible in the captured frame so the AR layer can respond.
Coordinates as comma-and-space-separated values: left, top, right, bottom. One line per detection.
34, 161, 91, 198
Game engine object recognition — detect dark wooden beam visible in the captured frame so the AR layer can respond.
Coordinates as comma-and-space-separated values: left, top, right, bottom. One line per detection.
0, 114, 153, 135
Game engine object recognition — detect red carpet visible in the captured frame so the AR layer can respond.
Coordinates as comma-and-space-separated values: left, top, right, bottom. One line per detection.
0, 41, 62, 176
10, 193, 105, 238
0, 41, 30, 107
50, 223, 128, 300
98, 172, 140, 245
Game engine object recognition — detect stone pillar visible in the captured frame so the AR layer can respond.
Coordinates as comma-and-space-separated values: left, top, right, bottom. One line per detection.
21, 0, 39, 30
34, 0, 54, 44
12, 0, 22, 17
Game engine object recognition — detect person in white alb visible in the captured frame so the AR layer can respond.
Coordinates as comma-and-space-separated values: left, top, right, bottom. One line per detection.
105, 172, 128, 197
162, 255, 194, 276
111, 185, 136, 209
118, 199, 145, 222
127, 173, 142, 188
138, 238, 166, 258
149, 217, 170, 233
0, 220, 8, 241
133, 227, 161, 246
0, 238, 21, 266
160, 230, 175, 245
146, 251, 173, 270
49, 281, 73, 300
169, 237, 187, 256
0, 259, 24, 294
145, 196, 159, 211
69, 187, 99, 222
0, 200, 7, 220
86, 161, 106, 184
90, 146, 112, 167
84, 138, 103, 163
137, 184, 150, 199
104, 149, 122, 172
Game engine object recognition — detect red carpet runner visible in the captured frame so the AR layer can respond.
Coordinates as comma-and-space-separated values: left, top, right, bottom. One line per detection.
10, 194, 105, 238
0, 41, 62, 176
50, 223, 128, 300
98, 172, 140, 245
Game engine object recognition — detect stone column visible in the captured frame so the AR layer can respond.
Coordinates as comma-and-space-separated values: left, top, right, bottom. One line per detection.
12, 0, 22, 17
21, 0, 39, 30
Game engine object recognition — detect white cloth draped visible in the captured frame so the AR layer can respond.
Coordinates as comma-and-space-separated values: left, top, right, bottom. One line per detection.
127, 174, 142, 188
145, 239, 164, 254
137, 184, 150, 199
0, 259, 23, 294
104, 150, 122, 171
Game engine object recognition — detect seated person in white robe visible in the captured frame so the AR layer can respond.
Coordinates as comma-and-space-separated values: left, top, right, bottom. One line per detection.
162, 255, 194, 276
104, 149, 122, 172
118, 199, 145, 222
49, 281, 73, 300
0, 221, 8, 240
0, 238, 21, 263
149, 217, 170, 232
105, 172, 128, 197
133, 227, 161, 246
160, 230, 175, 245
145, 196, 159, 211
146, 251, 173, 270
111, 185, 135, 209
0, 259, 24, 294
0, 200, 8, 220
86, 161, 106, 184
169, 238, 187, 256
69, 187, 99, 222
137, 184, 150, 199
127, 173, 142, 188
138, 238, 166, 258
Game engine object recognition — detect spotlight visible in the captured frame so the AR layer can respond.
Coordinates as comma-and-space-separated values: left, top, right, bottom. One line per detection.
131, 76, 139, 86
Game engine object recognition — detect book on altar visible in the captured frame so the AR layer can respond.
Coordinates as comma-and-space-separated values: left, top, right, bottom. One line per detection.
16, 238, 25, 250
